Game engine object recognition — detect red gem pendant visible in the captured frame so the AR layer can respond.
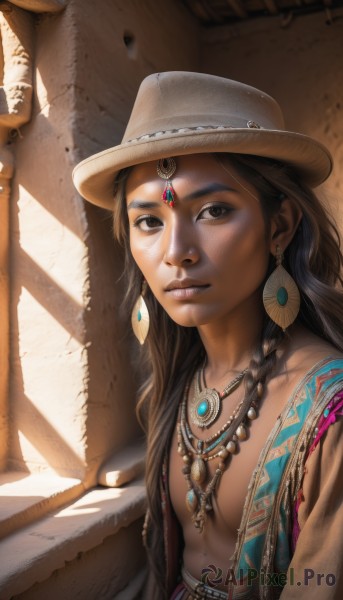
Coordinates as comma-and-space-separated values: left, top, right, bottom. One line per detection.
162, 181, 175, 207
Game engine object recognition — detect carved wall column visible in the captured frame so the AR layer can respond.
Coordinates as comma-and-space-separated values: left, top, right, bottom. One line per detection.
0, 0, 67, 469
0, 2, 33, 469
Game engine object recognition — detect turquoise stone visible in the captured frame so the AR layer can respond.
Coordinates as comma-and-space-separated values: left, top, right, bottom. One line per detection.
186, 489, 198, 512
324, 408, 330, 418
277, 286, 288, 306
197, 400, 209, 417
137, 310, 142, 322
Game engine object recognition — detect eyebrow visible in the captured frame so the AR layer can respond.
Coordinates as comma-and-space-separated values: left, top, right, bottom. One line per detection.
183, 182, 237, 202
127, 200, 160, 211
127, 183, 237, 211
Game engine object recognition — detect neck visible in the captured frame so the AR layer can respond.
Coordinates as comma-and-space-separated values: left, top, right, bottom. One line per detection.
197, 298, 264, 388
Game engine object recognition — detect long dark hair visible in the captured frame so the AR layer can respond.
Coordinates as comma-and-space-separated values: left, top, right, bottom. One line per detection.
113, 153, 343, 598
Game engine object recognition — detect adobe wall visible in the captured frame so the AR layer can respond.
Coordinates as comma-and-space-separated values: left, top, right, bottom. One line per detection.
8, 0, 199, 482
201, 10, 343, 229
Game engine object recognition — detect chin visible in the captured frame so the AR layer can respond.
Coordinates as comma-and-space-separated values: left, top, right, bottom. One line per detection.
164, 306, 215, 329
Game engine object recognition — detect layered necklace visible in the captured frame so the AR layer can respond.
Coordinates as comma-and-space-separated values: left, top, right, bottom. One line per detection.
177, 363, 263, 533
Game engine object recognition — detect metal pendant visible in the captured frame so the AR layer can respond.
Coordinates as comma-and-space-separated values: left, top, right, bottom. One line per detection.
190, 388, 221, 428
191, 457, 207, 484
236, 424, 247, 441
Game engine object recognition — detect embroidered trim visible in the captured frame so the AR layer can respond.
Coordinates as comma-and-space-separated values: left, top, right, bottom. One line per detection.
292, 390, 343, 550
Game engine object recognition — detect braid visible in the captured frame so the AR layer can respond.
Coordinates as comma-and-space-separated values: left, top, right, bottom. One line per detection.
245, 320, 285, 408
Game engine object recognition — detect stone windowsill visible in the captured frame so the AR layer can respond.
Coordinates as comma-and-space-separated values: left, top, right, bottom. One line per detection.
0, 478, 146, 599
0, 442, 146, 541
0, 471, 84, 540
97, 441, 145, 488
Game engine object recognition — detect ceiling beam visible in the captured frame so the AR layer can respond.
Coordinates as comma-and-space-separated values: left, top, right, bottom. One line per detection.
263, 0, 279, 14
225, 0, 248, 19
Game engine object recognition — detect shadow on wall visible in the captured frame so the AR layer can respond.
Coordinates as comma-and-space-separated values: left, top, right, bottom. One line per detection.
9, 109, 140, 482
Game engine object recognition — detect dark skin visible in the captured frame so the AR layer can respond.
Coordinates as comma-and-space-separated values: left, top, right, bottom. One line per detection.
126, 154, 340, 590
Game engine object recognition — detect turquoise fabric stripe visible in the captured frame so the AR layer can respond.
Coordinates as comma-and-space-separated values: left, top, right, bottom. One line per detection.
234, 358, 343, 589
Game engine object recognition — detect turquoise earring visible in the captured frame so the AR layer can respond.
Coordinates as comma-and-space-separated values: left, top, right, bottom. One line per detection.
263, 246, 300, 331
131, 281, 150, 345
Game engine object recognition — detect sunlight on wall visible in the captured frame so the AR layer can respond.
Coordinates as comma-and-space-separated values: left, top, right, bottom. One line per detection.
10, 185, 90, 477
18, 187, 86, 305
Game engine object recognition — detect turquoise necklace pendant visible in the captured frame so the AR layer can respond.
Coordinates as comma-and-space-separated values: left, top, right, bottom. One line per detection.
190, 386, 221, 428
189, 366, 247, 429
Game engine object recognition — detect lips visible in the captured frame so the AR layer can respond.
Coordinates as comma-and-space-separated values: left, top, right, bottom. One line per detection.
165, 278, 209, 291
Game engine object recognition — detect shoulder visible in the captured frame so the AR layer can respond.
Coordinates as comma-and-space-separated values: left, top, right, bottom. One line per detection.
298, 399, 343, 521
266, 326, 343, 420
275, 324, 343, 389
286, 325, 343, 366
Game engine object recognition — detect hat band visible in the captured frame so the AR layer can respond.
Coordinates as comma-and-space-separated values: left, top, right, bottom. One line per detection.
124, 121, 263, 145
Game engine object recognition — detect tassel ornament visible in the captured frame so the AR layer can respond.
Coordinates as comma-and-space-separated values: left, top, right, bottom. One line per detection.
157, 157, 177, 207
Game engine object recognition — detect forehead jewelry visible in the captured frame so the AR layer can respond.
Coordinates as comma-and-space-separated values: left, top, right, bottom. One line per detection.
157, 157, 176, 207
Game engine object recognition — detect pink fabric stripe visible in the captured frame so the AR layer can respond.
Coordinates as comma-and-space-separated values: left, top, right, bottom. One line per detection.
292, 391, 343, 551
308, 393, 343, 455
169, 582, 187, 600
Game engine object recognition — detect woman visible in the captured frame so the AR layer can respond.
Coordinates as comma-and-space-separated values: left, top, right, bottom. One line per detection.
73, 72, 343, 599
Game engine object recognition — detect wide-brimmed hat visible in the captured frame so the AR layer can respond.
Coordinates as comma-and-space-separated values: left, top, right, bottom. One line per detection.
72, 71, 332, 210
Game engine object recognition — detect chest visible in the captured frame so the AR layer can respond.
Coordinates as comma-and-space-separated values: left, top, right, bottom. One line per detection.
168, 378, 293, 540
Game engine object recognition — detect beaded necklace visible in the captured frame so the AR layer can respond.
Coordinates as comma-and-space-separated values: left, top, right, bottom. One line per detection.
177, 372, 263, 533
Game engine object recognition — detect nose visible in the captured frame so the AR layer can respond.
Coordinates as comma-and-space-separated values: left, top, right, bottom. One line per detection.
163, 220, 200, 267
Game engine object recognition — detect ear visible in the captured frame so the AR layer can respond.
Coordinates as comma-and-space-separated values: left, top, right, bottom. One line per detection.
269, 197, 302, 254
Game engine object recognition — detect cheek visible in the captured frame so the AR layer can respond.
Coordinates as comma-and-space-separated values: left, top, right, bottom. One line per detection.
129, 236, 142, 269
129, 234, 162, 289
205, 215, 269, 277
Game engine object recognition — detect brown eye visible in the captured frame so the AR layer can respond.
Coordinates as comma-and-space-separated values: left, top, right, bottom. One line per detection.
145, 217, 160, 227
134, 215, 162, 231
199, 204, 231, 220
208, 206, 225, 218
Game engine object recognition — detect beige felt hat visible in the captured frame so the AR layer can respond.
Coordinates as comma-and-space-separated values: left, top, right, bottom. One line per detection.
72, 71, 332, 210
